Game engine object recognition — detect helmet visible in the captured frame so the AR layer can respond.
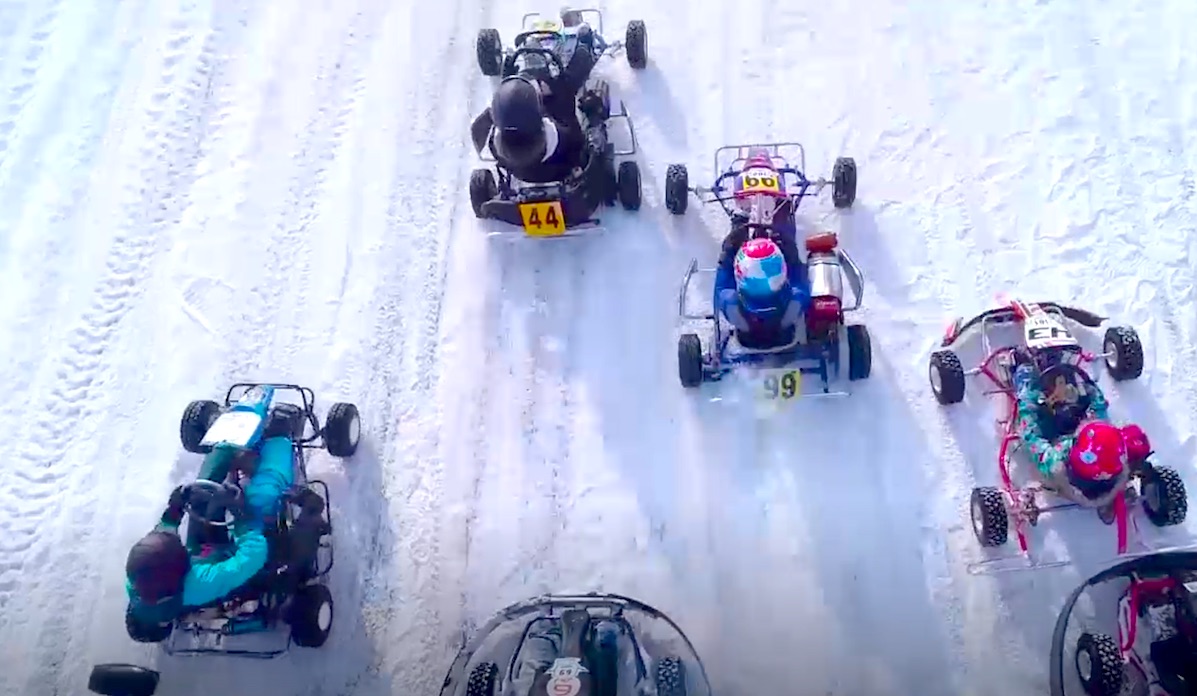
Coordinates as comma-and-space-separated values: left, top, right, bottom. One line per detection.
733, 238, 789, 309
126, 531, 190, 602
743, 147, 773, 169
1067, 421, 1127, 494
491, 76, 547, 169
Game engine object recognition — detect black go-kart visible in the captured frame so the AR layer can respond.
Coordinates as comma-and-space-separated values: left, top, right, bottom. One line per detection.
439, 593, 713, 696
1051, 551, 1197, 696
88, 383, 361, 696
469, 9, 646, 237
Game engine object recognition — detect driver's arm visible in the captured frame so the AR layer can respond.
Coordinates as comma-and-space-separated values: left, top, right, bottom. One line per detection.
1083, 379, 1110, 420
180, 522, 269, 608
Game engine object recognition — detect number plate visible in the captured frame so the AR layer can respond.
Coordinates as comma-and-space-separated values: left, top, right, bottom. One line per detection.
200, 411, 262, 448
757, 368, 802, 401
519, 201, 566, 236
736, 167, 782, 195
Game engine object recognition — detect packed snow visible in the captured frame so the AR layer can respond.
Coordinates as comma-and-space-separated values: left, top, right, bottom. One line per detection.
0, 0, 1195, 695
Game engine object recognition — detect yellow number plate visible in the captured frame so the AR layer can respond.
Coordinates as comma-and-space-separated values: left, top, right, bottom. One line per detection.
757, 368, 801, 401
519, 201, 566, 236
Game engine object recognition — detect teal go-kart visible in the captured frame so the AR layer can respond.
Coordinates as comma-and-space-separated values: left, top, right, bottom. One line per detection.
438, 593, 712, 696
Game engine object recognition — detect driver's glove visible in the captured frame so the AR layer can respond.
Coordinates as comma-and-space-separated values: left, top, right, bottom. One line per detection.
220, 483, 251, 523
161, 484, 189, 526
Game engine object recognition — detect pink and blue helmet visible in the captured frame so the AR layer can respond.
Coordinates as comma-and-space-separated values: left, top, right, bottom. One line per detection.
733, 238, 788, 304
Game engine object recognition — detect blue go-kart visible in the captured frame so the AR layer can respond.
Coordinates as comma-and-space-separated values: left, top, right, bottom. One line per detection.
668, 142, 870, 398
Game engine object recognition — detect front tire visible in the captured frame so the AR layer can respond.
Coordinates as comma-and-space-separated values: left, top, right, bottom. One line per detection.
832, 156, 857, 209
1074, 632, 1124, 696
1142, 465, 1187, 527
665, 164, 688, 215
929, 350, 966, 405
617, 160, 641, 210
324, 402, 361, 458
625, 21, 647, 69
970, 486, 1009, 547
476, 29, 502, 77
1103, 325, 1143, 381
289, 583, 334, 648
180, 399, 221, 454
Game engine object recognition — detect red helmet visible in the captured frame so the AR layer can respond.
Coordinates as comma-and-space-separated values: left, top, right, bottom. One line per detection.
1068, 421, 1127, 481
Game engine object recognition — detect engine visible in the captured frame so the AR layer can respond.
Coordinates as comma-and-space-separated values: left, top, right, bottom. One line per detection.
805, 232, 843, 337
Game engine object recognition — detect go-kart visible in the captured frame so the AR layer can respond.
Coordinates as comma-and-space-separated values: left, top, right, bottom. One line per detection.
1050, 551, 1197, 696
438, 593, 712, 696
928, 297, 1188, 573
90, 383, 362, 695
469, 10, 645, 237
673, 143, 869, 398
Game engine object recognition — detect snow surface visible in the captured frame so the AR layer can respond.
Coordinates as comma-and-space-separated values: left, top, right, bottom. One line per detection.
1, 0, 1196, 695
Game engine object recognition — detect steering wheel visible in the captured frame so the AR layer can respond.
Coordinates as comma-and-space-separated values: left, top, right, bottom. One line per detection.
507, 46, 564, 79
742, 222, 781, 241
185, 480, 240, 528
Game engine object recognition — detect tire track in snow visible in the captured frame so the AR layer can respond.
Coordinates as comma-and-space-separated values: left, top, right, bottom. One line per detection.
0, 7, 231, 693
0, 0, 63, 188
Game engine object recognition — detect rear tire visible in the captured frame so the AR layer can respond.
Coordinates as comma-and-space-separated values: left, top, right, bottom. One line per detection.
970, 486, 1009, 547
324, 402, 361, 458
846, 324, 871, 380
678, 334, 704, 388
476, 29, 502, 76
617, 160, 642, 211
665, 164, 688, 215
1142, 465, 1187, 527
88, 664, 161, 696
469, 169, 497, 218
180, 399, 221, 454
289, 583, 334, 648
929, 350, 966, 405
1074, 632, 1124, 696
832, 156, 857, 209
625, 21, 647, 69
1103, 326, 1143, 381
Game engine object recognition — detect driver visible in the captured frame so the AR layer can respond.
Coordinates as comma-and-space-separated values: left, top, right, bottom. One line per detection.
1011, 350, 1150, 502
714, 236, 810, 350
512, 617, 627, 695
469, 44, 604, 185
122, 437, 324, 637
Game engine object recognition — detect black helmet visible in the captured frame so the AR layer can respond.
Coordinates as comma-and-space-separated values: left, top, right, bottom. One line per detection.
491, 76, 546, 169
126, 531, 190, 602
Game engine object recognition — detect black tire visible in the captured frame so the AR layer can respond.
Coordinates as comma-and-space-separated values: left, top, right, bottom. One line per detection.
832, 156, 857, 209
625, 20, 647, 70
655, 656, 687, 696
1103, 325, 1143, 381
846, 324, 871, 381
678, 333, 704, 388
465, 661, 499, 696
1074, 632, 1124, 696
469, 169, 497, 219
88, 664, 161, 696
970, 486, 1009, 547
324, 402, 360, 458
617, 160, 641, 210
180, 399, 221, 454
125, 606, 172, 644
664, 164, 688, 215
476, 29, 502, 77
264, 403, 306, 441
1142, 464, 1187, 527
289, 583, 334, 648
929, 350, 966, 405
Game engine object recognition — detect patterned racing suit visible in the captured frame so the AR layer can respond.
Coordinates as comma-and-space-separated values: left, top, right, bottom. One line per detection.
1012, 362, 1109, 480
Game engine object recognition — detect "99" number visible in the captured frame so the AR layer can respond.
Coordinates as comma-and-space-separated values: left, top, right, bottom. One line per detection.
762, 371, 799, 399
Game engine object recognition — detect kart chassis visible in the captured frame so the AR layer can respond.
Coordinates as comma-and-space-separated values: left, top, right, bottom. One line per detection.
684, 142, 839, 218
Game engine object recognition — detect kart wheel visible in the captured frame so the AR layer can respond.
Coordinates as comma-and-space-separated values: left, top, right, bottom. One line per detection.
617, 160, 642, 210
465, 662, 498, 696
665, 164, 689, 215
1142, 465, 1187, 527
655, 656, 687, 696
180, 399, 221, 454
1074, 632, 1124, 696
1102, 325, 1143, 381
625, 20, 648, 70
832, 156, 857, 209
324, 402, 361, 458
469, 169, 497, 218
289, 583, 334, 648
125, 605, 172, 644
929, 350, 966, 405
678, 333, 704, 388
88, 664, 161, 696
846, 324, 871, 380
970, 486, 1009, 547
476, 28, 502, 77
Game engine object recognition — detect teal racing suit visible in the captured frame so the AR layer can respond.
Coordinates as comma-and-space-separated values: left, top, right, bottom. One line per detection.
126, 436, 294, 624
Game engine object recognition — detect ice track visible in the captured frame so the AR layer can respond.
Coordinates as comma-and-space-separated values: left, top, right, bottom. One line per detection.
0, 0, 1196, 695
